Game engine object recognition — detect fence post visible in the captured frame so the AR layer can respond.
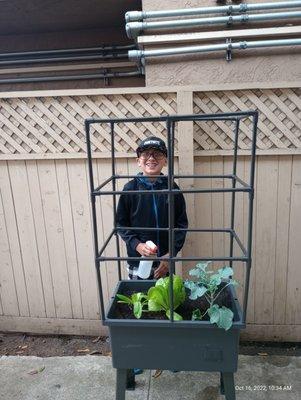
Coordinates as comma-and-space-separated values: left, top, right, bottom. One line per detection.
176, 90, 195, 277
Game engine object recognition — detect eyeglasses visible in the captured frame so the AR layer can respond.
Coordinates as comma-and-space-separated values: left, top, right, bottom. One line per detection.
139, 150, 166, 160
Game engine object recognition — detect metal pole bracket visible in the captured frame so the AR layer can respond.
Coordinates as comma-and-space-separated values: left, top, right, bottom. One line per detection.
101, 68, 109, 86
139, 58, 145, 75
227, 5, 233, 16
227, 15, 233, 26
241, 14, 249, 23
226, 38, 232, 62
239, 3, 248, 13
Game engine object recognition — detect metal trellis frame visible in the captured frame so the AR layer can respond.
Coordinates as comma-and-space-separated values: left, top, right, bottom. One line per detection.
85, 110, 258, 325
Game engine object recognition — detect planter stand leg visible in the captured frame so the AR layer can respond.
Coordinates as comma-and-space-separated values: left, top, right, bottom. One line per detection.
116, 369, 126, 400
116, 369, 135, 400
221, 372, 235, 400
116, 369, 127, 400
220, 372, 225, 395
126, 369, 135, 390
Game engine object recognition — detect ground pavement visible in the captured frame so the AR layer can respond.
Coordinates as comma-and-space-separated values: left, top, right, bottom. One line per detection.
0, 354, 300, 400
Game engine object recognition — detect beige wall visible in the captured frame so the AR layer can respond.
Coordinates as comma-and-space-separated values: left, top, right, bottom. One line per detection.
145, 48, 301, 87
142, 0, 301, 87
143, 0, 295, 10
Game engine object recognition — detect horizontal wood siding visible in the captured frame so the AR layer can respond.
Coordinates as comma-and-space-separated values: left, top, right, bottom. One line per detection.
194, 155, 301, 335
0, 155, 300, 339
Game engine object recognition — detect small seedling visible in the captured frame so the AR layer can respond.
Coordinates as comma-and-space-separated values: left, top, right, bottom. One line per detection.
116, 292, 148, 319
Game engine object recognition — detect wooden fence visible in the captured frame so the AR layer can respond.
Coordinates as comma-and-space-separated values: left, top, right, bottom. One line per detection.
0, 83, 300, 340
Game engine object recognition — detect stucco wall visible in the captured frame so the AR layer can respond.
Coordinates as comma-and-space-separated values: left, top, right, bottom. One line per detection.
142, 0, 301, 87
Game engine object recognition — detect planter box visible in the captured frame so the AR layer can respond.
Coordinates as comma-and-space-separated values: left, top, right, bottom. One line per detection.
105, 280, 245, 372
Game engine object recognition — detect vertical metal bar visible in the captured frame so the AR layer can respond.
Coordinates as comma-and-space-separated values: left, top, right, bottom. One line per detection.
229, 119, 240, 269
243, 112, 258, 323
170, 120, 176, 265
85, 120, 105, 322
167, 118, 175, 322
170, 120, 176, 268
111, 122, 122, 281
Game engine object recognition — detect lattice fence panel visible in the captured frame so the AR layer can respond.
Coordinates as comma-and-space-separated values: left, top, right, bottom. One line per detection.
193, 88, 301, 151
0, 93, 177, 156
1, 88, 300, 157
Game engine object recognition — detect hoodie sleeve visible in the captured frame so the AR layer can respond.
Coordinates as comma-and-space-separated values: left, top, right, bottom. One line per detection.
173, 184, 188, 254
116, 184, 141, 252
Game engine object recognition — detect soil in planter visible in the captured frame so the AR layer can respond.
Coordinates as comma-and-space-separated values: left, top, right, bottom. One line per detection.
114, 286, 233, 321
177, 288, 233, 321
115, 303, 167, 320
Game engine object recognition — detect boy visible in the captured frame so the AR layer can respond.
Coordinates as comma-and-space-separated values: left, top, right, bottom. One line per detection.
116, 136, 188, 280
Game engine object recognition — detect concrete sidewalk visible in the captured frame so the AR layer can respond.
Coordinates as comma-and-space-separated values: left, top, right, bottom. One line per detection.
0, 355, 300, 400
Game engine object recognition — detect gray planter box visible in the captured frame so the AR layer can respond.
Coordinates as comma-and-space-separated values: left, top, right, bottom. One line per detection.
105, 280, 245, 373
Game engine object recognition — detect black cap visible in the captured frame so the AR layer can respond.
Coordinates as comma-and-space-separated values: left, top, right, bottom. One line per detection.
136, 136, 167, 157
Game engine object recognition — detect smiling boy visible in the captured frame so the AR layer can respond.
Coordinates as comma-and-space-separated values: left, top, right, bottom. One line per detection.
116, 136, 188, 280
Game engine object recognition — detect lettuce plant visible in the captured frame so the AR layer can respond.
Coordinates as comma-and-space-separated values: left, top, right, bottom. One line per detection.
147, 275, 186, 321
116, 292, 148, 319
184, 262, 238, 330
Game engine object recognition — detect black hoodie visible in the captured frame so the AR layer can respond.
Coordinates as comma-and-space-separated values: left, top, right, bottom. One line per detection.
116, 173, 188, 268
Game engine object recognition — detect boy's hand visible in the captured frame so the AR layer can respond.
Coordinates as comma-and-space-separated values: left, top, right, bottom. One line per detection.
154, 253, 169, 279
154, 261, 169, 279
136, 243, 157, 257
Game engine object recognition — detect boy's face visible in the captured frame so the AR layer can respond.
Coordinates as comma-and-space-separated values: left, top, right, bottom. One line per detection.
137, 148, 167, 177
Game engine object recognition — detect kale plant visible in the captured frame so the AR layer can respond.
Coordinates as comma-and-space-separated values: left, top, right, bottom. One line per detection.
184, 262, 238, 330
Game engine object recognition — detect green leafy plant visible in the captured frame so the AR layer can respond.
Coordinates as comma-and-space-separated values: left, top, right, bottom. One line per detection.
116, 292, 148, 319
147, 275, 186, 321
184, 262, 238, 330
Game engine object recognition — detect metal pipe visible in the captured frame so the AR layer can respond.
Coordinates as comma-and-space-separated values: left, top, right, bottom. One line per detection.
94, 187, 251, 195
125, 1, 301, 22
97, 255, 249, 262
232, 175, 250, 189
126, 10, 301, 38
0, 52, 130, 66
88, 111, 254, 124
115, 227, 232, 232
98, 229, 116, 257
167, 118, 175, 322
115, 227, 234, 234
116, 226, 169, 231
0, 44, 136, 59
94, 176, 114, 192
231, 230, 248, 258
171, 111, 256, 121
0, 70, 141, 84
107, 174, 234, 179
174, 228, 232, 233
242, 112, 258, 324
110, 122, 122, 281
85, 120, 106, 322
96, 186, 252, 195
129, 38, 301, 60
229, 119, 240, 270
